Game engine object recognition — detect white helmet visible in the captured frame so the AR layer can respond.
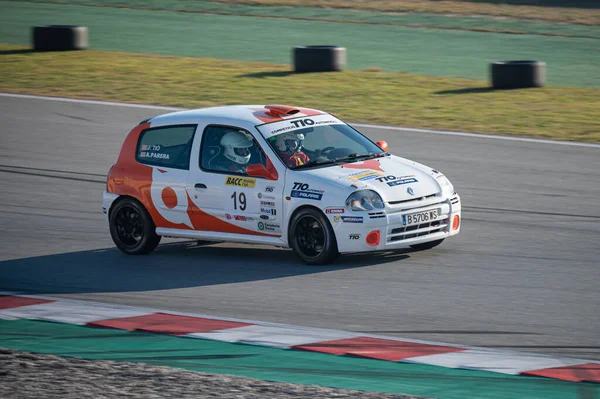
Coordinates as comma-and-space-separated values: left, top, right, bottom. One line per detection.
274, 132, 304, 153
220, 130, 253, 165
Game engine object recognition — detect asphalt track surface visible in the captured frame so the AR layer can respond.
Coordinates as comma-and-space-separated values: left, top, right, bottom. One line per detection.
0, 94, 599, 362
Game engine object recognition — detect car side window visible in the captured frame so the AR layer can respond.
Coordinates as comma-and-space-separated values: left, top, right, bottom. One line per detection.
136, 125, 197, 170
200, 125, 267, 176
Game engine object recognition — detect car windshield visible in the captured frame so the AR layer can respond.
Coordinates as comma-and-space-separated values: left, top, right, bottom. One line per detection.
260, 118, 385, 170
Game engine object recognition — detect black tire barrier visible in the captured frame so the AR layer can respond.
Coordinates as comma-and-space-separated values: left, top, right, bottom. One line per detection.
33, 25, 88, 51
490, 61, 546, 89
293, 46, 346, 73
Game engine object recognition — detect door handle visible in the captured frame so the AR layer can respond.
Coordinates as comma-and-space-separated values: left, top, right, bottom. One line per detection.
195, 183, 207, 189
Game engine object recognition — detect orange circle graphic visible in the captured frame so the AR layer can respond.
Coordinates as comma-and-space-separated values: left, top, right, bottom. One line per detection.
161, 187, 178, 209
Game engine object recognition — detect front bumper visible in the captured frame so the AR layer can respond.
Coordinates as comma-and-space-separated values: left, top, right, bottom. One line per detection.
331, 192, 461, 253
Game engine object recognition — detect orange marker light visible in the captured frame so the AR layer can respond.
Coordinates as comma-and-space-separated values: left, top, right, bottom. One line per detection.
452, 215, 460, 231
366, 230, 381, 246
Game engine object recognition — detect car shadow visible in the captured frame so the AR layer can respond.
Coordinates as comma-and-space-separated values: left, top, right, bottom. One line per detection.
0, 241, 411, 294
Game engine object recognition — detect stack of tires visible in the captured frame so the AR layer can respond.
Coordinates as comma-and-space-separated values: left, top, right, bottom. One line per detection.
293, 45, 346, 73
490, 61, 546, 89
33, 25, 88, 51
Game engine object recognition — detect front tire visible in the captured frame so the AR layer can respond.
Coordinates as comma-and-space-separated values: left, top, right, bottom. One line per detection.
289, 208, 339, 265
410, 239, 444, 251
109, 198, 161, 255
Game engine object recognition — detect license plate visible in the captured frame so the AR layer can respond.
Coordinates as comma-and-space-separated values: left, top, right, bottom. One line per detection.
402, 209, 438, 226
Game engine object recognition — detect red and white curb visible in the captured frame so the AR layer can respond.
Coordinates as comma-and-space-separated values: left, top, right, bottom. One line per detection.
1, 293, 598, 383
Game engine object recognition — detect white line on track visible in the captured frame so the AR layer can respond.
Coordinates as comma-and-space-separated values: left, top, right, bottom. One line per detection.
2, 92, 599, 149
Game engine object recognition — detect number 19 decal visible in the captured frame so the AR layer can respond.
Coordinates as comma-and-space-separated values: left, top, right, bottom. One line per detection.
231, 191, 246, 211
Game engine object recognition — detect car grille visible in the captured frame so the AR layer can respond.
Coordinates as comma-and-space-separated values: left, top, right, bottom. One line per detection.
389, 220, 446, 242
386, 195, 453, 243
368, 211, 386, 219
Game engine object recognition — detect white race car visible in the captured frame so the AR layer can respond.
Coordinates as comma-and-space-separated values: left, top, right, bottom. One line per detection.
103, 105, 461, 264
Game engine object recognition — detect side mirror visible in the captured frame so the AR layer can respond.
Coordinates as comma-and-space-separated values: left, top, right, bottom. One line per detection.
247, 163, 278, 181
376, 141, 389, 152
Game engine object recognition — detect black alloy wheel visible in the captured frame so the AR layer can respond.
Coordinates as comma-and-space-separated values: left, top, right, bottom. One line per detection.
114, 204, 143, 246
295, 215, 325, 257
289, 208, 339, 265
109, 198, 161, 255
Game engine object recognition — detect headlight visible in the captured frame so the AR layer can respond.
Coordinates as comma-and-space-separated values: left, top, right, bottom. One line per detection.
437, 175, 455, 196
345, 190, 385, 211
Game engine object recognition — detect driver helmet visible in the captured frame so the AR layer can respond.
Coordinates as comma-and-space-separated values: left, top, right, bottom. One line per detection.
274, 132, 304, 153
220, 130, 253, 165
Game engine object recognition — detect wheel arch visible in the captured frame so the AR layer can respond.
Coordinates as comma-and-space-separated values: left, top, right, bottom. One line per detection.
286, 204, 337, 245
109, 194, 148, 220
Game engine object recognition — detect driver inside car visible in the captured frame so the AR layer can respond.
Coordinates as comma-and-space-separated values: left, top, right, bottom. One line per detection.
213, 130, 254, 174
273, 132, 310, 168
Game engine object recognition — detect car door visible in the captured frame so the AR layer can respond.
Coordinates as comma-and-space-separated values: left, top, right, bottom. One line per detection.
135, 124, 197, 229
187, 123, 284, 236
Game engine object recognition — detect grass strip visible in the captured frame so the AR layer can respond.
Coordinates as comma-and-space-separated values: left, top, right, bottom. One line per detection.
3, 2, 598, 88
6, 0, 600, 39
206, 0, 600, 25
1, 44, 598, 142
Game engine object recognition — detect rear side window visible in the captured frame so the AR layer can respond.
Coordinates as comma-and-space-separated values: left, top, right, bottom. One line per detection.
136, 125, 197, 170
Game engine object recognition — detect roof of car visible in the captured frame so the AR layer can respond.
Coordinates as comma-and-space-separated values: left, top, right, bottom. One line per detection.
148, 105, 327, 127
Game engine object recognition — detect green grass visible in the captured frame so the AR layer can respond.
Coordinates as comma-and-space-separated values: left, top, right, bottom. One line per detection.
9, 0, 597, 25
211, 0, 600, 25
2, 44, 598, 142
2, 2, 599, 88
6, 0, 600, 38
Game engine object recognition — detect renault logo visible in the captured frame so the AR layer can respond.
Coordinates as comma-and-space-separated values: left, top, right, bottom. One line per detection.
407, 187, 415, 196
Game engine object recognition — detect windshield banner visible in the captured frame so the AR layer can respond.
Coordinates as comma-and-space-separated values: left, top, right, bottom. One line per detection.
257, 114, 345, 138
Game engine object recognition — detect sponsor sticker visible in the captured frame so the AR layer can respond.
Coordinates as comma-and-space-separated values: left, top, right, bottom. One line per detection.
387, 178, 418, 187
234, 215, 246, 221
260, 208, 277, 215
260, 215, 269, 220
258, 114, 345, 138
291, 191, 323, 200
258, 221, 279, 232
265, 186, 275, 193
290, 182, 324, 201
376, 175, 418, 187
225, 213, 232, 220
341, 216, 363, 223
349, 234, 360, 240
260, 201, 276, 207
225, 176, 256, 188
333, 216, 341, 222
347, 171, 381, 182
325, 208, 345, 214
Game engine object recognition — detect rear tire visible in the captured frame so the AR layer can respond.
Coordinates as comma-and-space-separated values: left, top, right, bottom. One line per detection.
109, 198, 161, 255
410, 239, 444, 251
289, 208, 339, 265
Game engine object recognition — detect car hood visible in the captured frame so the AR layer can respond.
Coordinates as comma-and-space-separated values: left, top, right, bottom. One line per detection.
300, 155, 442, 202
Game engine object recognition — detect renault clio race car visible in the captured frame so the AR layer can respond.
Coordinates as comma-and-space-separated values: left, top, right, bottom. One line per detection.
103, 105, 461, 265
